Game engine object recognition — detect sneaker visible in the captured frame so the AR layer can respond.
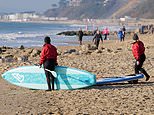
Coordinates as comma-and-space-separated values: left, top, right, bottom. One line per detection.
46, 89, 51, 91
146, 75, 150, 81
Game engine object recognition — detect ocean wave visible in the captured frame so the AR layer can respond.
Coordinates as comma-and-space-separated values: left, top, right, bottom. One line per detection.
0, 32, 51, 40
70, 24, 86, 27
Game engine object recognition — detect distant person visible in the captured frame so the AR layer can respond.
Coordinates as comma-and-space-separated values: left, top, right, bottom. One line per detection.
141, 25, 145, 34
40, 36, 58, 91
152, 27, 154, 34
117, 28, 123, 42
102, 28, 109, 40
122, 26, 126, 41
93, 30, 103, 49
77, 28, 84, 45
131, 33, 150, 81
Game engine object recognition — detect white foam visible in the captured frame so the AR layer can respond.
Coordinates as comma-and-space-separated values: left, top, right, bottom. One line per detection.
70, 24, 86, 27
0, 32, 51, 40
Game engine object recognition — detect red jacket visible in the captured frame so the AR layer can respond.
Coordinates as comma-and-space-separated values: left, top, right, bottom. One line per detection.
40, 43, 58, 65
102, 28, 109, 35
132, 40, 145, 60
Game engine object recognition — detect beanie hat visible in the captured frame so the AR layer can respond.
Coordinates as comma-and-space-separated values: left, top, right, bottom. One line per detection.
133, 33, 139, 40
44, 36, 51, 44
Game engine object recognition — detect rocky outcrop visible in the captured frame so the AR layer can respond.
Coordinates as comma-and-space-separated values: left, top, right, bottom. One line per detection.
57, 31, 94, 36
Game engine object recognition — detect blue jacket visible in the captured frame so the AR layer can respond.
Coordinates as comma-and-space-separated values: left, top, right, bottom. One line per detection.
118, 30, 123, 38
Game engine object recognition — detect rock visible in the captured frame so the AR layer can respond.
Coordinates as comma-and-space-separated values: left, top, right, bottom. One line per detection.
2, 46, 12, 49
0, 48, 2, 54
63, 49, 77, 54
106, 48, 113, 53
57, 31, 77, 36
94, 49, 102, 53
89, 45, 98, 50
117, 48, 122, 50
57, 30, 94, 36
18, 55, 28, 62
81, 44, 91, 51
79, 50, 92, 55
30, 49, 41, 57
19, 45, 25, 50
57, 50, 62, 55
4, 55, 14, 62
0, 58, 5, 63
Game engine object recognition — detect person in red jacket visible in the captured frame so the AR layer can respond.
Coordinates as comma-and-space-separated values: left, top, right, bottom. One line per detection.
40, 36, 58, 91
132, 33, 150, 81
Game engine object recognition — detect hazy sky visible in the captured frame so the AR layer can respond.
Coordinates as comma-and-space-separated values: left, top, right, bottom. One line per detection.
0, 0, 59, 13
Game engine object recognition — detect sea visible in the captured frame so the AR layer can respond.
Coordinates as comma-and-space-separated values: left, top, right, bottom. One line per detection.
0, 21, 137, 48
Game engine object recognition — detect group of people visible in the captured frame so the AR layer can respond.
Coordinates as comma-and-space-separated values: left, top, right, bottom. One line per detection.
39, 32, 150, 91
139, 24, 154, 34
77, 27, 109, 49
77, 26, 127, 49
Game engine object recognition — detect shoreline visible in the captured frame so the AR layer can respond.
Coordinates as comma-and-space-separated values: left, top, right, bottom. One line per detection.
1, 18, 154, 26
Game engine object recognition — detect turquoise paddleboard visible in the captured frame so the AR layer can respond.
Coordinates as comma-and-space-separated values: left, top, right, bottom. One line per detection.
96, 74, 144, 85
2, 66, 96, 90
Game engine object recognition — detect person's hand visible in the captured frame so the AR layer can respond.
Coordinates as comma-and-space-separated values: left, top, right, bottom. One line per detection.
136, 61, 140, 65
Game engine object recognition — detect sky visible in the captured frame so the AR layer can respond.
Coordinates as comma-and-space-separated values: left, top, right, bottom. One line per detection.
0, 0, 59, 13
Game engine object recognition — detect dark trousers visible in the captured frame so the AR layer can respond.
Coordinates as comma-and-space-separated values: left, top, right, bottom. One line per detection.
95, 39, 100, 49
122, 32, 125, 41
43, 59, 55, 90
78, 37, 83, 45
104, 34, 107, 40
134, 54, 149, 77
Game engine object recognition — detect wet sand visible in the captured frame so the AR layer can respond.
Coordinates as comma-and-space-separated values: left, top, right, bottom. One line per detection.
0, 34, 154, 115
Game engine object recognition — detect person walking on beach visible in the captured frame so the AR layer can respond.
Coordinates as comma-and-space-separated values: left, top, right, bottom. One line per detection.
93, 30, 103, 49
132, 33, 150, 81
40, 36, 58, 91
77, 28, 84, 45
122, 26, 126, 41
117, 28, 123, 42
102, 28, 109, 40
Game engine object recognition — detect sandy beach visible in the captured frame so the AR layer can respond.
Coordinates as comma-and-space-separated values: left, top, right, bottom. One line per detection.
0, 33, 154, 114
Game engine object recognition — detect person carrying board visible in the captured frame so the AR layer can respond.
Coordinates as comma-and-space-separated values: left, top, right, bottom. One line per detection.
131, 33, 150, 81
40, 36, 58, 91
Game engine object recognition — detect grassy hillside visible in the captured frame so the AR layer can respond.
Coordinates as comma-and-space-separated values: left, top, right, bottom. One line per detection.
44, 0, 154, 19
126, 0, 154, 19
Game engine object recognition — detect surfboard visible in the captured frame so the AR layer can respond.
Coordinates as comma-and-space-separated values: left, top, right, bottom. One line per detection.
96, 74, 144, 85
2, 66, 96, 90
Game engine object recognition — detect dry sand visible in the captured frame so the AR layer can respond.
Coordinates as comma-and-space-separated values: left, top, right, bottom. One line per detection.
0, 34, 154, 115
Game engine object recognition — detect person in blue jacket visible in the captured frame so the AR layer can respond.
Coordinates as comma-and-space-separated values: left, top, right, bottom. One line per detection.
117, 29, 123, 41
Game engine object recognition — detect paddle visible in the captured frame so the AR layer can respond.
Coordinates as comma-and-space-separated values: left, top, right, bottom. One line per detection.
26, 60, 57, 78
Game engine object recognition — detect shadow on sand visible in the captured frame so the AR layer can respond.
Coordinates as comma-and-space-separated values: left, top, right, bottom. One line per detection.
85, 81, 154, 90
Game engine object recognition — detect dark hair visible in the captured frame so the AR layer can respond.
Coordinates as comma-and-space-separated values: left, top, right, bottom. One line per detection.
44, 36, 51, 44
133, 33, 139, 40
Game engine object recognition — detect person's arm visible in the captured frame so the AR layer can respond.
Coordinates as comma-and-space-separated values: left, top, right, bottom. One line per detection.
132, 44, 140, 61
82, 31, 84, 37
40, 47, 46, 66
55, 48, 58, 66
93, 34, 96, 42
